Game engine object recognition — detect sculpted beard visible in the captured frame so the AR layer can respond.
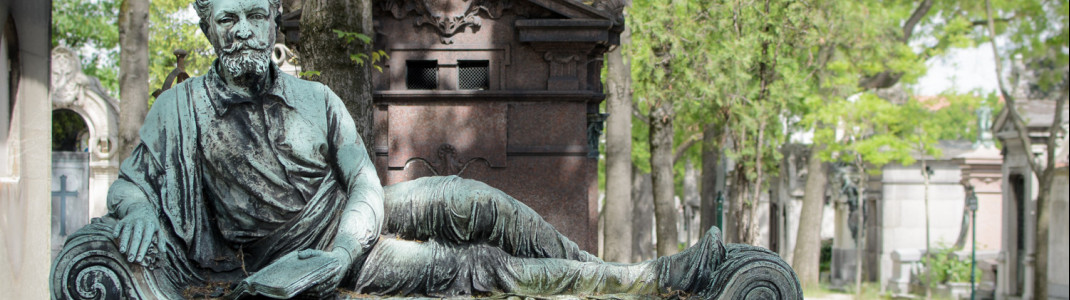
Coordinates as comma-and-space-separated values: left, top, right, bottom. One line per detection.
218, 40, 272, 81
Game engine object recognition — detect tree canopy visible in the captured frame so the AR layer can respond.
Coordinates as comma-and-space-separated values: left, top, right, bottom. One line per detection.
53, 0, 213, 100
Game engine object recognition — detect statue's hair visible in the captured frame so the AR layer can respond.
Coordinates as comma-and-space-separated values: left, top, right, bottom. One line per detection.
194, 0, 283, 32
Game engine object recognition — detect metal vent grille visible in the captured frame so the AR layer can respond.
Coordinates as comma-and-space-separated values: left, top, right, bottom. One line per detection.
458, 60, 489, 90
406, 60, 438, 90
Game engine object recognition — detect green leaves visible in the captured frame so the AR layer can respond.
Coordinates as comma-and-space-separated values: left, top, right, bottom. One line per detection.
298, 70, 322, 78
53, 0, 214, 100
811, 90, 992, 171
332, 29, 372, 44
148, 0, 214, 97
333, 29, 388, 72
52, 0, 121, 94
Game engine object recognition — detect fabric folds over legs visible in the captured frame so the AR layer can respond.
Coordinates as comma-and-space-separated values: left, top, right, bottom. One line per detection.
350, 237, 661, 297
382, 175, 599, 263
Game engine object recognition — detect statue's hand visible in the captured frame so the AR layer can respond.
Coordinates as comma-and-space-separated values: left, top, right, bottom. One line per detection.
112, 203, 164, 266
297, 248, 353, 297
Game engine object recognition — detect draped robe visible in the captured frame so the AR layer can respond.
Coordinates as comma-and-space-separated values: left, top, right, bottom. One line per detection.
106, 65, 382, 292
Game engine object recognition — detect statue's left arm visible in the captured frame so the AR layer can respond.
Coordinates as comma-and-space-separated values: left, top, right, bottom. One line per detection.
324, 86, 385, 265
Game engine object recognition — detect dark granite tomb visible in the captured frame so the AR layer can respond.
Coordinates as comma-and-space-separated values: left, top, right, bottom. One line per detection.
369, 0, 623, 252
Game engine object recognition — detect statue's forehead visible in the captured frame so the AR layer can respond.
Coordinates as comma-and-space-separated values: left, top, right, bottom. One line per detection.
211, 0, 271, 14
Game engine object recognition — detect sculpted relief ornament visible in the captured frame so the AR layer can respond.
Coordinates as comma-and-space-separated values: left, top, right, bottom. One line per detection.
51, 47, 120, 160
379, 0, 512, 44
404, 143, 491, 177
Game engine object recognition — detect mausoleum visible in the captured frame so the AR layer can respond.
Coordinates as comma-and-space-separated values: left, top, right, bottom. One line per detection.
369, 0, 623, 251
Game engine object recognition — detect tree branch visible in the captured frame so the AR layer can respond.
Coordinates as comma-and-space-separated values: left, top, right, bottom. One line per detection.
632, 103, 648, 120
1042, 82, 1067, 180
971, 16, 1014, 27
1043, 96, 1066, 181
984, 0, 1044, 178
673, 135, 702, 164
857, 0, 934, 90
805, 44, 835, 83
902, 0, 935, 41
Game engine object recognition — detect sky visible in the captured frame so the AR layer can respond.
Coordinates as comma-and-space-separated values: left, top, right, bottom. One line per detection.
914, 43, 1001, 96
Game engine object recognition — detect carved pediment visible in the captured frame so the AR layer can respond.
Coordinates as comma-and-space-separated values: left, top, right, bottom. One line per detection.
376, 0, 616, 44
379, 0, 515, 44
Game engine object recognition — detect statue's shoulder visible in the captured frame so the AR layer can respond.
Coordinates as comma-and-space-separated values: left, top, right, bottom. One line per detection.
151, 76, 206, 111
278, 72, 332, 100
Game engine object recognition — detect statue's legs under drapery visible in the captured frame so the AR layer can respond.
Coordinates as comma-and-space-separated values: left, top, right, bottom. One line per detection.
349, 176, 794, 299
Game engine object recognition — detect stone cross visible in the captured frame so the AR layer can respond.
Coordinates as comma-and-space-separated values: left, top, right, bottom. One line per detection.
52, 175, 78, 236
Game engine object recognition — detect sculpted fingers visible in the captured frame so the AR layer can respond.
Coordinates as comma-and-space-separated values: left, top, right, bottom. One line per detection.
156, 228, 167, 255
112, 221, 125, 241
135, 222, 157, 264
298, 249, 319, 259
127, 223, 145, 262
311, 272, 344, 297
118, 221, 134, 255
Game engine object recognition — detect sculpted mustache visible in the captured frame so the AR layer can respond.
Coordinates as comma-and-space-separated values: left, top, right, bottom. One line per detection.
221, 41, 269, 55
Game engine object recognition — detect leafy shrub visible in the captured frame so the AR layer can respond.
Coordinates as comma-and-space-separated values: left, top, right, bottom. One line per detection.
921, 245, 976, 286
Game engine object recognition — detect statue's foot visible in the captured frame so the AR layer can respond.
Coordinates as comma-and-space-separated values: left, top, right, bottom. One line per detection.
655, 227, 726, 297
655, 228, 802, 299
704, 244, 803, 299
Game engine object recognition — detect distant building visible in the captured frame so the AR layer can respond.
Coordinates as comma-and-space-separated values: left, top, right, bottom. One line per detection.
992, 94, 1069, 299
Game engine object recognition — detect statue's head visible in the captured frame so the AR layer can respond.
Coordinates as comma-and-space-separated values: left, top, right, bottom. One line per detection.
194, 0, 281, 82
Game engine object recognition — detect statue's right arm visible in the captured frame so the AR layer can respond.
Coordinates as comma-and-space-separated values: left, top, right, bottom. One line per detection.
324, 88, 384, 262
106, 145, 166, 266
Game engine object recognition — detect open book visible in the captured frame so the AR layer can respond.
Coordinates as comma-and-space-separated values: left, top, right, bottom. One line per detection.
225, 253, 345, 299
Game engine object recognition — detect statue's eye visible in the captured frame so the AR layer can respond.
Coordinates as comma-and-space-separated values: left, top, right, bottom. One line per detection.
218, 16, 235, 24
249, 13, 267, 20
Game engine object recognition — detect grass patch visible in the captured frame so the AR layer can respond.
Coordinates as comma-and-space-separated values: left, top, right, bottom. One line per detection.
809, 282, 889, 299
802, 286, 832, 298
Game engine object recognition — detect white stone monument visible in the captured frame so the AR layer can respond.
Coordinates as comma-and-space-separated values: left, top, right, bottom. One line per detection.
49, 47, 121, 227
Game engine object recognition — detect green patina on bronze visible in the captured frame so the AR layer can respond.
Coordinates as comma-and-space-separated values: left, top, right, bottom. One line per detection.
49, 0, 802, 299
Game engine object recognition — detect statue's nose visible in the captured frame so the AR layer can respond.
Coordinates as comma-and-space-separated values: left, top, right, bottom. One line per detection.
234, 22, 253, 40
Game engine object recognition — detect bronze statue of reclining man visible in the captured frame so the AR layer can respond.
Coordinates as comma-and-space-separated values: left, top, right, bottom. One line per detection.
50, 0, 800, 298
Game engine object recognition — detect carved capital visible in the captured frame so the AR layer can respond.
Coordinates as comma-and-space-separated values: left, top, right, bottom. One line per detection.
544, 51, 581, 77
532, 47, 590, 90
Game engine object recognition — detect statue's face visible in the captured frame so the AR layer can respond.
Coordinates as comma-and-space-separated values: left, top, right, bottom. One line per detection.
204, 0, 275, 80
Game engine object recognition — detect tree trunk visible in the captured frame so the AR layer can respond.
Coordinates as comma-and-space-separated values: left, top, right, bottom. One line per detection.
117, 0, 149, 161
855, 161, 867, 300
746, 120, 768, 244
700, 123, 722, 233
602, 24, 633, 263
726, 160, 749, 244
649, 100, 678, 256
1031, 92, 1062, 300
923, 159, 932, 299
1034, 178, 1051, 300
299, 0, 375, 149
632, 166, 655, 262
793, 141, 827, 290
683, 158, 700, 245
